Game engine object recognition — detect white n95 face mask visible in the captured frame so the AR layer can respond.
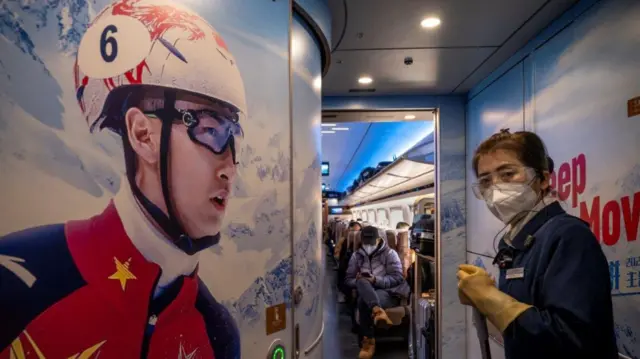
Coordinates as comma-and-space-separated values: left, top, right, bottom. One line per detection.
484, 183, 538, 224
363, 244, 376, 255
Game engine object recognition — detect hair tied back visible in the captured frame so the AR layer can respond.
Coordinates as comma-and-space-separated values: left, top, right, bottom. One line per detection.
546, 156, 555, 173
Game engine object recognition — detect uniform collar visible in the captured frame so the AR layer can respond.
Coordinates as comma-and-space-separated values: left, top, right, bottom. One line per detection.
501, 201, 566, 251
114, 178, 199, 297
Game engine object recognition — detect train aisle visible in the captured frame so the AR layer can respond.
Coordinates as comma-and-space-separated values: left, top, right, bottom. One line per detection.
322, 250, 408, 358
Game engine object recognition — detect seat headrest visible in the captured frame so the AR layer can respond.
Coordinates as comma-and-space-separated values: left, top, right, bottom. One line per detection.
353, 230, 362, 250
347, 230, 360, 250
395, 231, 412, 278
396, 231, 409, 246
385, 230, 398, 250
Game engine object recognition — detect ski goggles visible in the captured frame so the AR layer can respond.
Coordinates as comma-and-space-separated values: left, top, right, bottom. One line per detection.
146, 108, 244, 162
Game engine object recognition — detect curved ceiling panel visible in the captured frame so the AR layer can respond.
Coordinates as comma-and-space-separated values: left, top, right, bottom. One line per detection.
321, 119, 434, 192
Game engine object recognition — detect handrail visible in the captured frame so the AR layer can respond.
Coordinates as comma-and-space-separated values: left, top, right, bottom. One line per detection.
415, 252, 436, 262
303, 321, 324, 355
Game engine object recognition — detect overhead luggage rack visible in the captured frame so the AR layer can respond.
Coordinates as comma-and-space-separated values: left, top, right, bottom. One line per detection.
344, 135, 435, 206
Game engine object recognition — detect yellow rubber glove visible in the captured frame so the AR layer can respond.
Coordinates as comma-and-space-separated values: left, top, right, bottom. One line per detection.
457, 264, 532, 332
458, 271, 495, 306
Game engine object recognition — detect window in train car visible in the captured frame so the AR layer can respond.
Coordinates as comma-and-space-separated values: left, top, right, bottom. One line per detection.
367, 209, 376, 224
361, 211, 368, 222
377, 208, 389, 228
404, 205, 413, 224
390, 207, 404, 228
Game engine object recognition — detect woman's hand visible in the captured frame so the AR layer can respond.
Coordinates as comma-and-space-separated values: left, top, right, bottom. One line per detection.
457, 265, 491, 307
457, 264, 532, 332
457, 265, 495, 306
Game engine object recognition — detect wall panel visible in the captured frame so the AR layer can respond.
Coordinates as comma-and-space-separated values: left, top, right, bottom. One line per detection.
291, 14, 324, 359
466, 63, 526, 258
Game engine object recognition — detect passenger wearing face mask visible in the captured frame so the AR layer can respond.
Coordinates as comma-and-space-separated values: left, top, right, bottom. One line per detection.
457, 129, 617, 359
345, 226, 410, 359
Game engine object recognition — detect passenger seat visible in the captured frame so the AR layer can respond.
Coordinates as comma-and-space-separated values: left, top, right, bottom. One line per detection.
354, 229, 411, 343
339, 230, 360, 295
385, 229, 397, 250
334, 224, 350, 259
396, 230, 413, 279
380, 230, 412, 325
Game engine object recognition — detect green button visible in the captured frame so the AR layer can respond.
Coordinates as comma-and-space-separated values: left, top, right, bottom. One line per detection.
271, 345, 285, 359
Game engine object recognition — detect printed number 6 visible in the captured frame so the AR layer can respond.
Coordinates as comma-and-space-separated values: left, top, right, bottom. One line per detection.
100, 25, 119, 63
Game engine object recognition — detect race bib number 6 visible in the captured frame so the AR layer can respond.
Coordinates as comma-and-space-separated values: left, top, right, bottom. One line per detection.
77, 15, 152, 79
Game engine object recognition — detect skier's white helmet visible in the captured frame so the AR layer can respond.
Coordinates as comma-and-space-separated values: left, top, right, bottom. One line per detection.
74, 0, 247, 134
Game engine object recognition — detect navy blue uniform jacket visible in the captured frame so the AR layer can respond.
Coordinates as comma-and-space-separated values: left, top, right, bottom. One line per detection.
498, 201, 618, 359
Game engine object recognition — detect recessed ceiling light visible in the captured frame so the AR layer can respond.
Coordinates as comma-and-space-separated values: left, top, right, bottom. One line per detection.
332, 127, 349, 131
421, 17, 441, 29
321, 123, 336, 127
321, 130, 335, 134
404, 114, 416, 120
358, 76, 373, 85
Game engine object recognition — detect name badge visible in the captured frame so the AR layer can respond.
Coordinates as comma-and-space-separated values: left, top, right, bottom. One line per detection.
506, 267, 525, 280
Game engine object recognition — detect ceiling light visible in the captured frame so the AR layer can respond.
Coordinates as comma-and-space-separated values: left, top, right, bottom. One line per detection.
404, 114, 416, 120
332, 127, 349, 131
321, 130, 335, 134
321, 123, 336, 127
358, 76, 373, 85
421, 17, 441, 29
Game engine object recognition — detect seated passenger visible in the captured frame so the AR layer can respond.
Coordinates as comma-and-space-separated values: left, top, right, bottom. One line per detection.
337, 221, 362, 302
335, 221, 359, 260
345, 226, 410, 359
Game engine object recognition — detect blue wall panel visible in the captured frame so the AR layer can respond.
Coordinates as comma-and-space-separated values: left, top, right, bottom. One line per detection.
291, 13, 324, 359
466, 63, 525, 258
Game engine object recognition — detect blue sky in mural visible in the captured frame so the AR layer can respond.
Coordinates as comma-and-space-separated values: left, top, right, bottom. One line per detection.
321, 121, 434, 192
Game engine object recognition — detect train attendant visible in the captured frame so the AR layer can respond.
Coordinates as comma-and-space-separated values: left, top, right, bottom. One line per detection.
457, 129, 617, 359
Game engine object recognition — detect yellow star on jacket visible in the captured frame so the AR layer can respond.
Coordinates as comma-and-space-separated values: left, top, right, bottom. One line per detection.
7, 332, 105, 359
178, 342, 198, 359
67, 340, 107, 359
107, 257, 137, 291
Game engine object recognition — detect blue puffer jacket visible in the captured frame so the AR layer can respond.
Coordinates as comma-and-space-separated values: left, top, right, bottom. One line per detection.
344, 237, 410, 299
